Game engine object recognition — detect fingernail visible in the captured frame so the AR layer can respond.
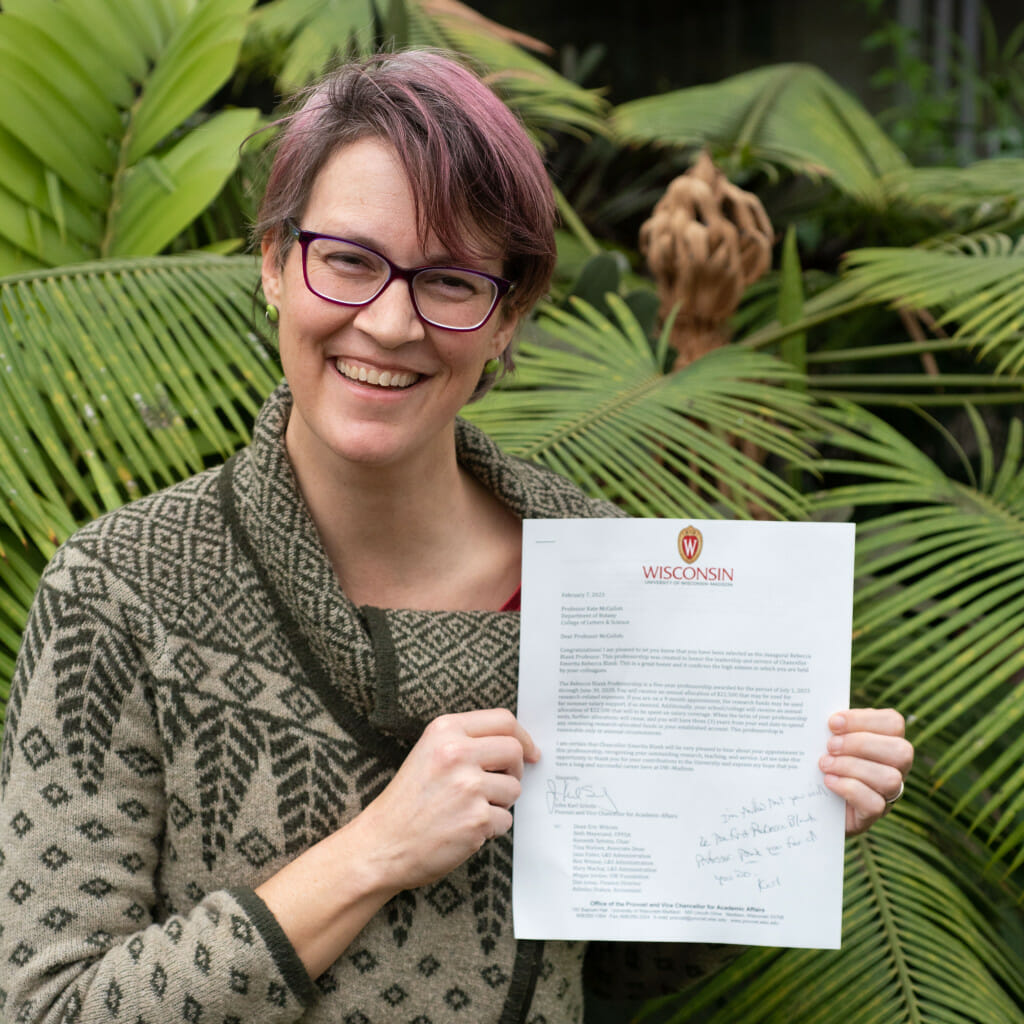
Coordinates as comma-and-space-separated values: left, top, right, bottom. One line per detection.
820, 755, 835, 770
830, 713, 847, 732
827, 736, 843, 754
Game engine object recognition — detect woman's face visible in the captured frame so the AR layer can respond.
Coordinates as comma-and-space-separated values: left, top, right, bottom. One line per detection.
261, 137, 518, 477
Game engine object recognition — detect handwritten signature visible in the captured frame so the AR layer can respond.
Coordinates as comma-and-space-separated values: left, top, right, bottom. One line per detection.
546, 777, 618, 813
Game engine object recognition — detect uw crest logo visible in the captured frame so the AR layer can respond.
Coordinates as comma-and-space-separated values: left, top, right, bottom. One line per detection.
641, 524, 732, 583
678, 526, 703, 564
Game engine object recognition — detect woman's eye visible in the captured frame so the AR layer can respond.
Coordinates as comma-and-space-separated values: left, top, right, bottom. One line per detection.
325, 250, 374, 271
419, 271, 483, 298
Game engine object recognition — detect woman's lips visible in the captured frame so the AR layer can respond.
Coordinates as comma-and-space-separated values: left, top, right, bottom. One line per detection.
335, 358, 420, 389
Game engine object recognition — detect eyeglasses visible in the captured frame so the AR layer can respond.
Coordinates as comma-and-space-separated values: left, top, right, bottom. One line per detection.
285, 219, 514, 332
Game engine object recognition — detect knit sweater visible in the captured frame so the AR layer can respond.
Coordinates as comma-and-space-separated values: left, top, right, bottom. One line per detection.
0, 383, 623, 1024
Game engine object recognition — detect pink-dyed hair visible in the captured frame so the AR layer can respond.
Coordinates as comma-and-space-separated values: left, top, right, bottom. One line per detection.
254, 50, 557, 389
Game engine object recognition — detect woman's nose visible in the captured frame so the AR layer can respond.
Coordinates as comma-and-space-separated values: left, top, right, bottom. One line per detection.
351, 278, 426, 346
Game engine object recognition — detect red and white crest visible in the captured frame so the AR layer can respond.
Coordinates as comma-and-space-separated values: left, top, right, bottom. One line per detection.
677, 525, 703, 564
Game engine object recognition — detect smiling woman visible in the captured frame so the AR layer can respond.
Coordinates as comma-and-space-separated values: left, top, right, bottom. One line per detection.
0, 49, 912, 1024
261, 136, 521, 493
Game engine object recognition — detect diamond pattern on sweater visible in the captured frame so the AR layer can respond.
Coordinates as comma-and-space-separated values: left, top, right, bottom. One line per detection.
40, 783, 70, 808
8, 943, 34, 966
425, 880, 464, 917
482, 964, 509, 988
194, 942, 211, 974
223, 661, 266, 703
182, 993, 202, 1022
117, 797, 148, 821
149, 962, 167, 997
445, 986, 471, 1010
75, 819, 112, 843
235, 829, 277, 868
84, 929, 113, 951
349, 949, 377, 974
79, 877, 113, 898
118, 852, 144, 874
39, 846, 70, 871
18, 729, 56, 771
0, 385, 614, 1023
103, 978, 122, 1014
389, 612, 519, 722
8, 880, 32, 904
267, 980, 288, 1006
381, 983, 408, 1006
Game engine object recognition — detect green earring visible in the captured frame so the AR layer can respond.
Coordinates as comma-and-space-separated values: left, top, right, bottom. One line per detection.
265, 303, 279, 323
483, 357, 501, 374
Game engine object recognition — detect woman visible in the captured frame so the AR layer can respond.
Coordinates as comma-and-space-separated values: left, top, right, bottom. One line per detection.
0, 51, 913, 1023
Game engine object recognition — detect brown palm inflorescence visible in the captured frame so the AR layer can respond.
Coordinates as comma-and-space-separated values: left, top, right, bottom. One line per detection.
640, 150, 773, 368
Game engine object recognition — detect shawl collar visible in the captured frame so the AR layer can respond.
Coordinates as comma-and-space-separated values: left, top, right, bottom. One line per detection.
223, 382, 618, 745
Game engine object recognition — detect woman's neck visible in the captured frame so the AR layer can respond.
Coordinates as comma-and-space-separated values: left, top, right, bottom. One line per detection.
285, 428, 521, 611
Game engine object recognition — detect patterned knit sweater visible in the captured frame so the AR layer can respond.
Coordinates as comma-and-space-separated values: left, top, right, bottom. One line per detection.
0, 383, 621, 1024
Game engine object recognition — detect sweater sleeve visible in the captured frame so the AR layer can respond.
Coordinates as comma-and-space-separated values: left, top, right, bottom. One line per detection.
0, 554, 317, 1024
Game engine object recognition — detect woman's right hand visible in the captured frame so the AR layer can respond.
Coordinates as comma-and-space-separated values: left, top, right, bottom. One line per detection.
354, 708, 540, 892
256, 708, 539, 979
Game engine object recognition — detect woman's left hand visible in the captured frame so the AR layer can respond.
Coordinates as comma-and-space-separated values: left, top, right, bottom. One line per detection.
819, 708, 914, 836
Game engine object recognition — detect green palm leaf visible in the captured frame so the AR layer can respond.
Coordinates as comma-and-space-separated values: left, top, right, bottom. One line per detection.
842, 236, 1024, 375
740, 255, 1024, 409
879, 160, 1024, 231
611, 64, 909, 205
0, 253, 280, 731
812, 404, 1024, 853
247, 0, 607, 143
466, 296, 819, 521
0, 0, 258, 272
405, 4, 608, 144
246, 0, 380, 89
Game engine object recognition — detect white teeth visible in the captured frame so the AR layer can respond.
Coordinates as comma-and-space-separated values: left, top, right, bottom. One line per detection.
336, 359, 418, 389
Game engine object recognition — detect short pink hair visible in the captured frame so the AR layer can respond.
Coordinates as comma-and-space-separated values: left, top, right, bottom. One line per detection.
255, 50, 557, 326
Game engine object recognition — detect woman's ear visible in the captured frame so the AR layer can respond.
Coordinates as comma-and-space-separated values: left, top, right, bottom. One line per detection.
490, 311, 520, 361
261, 237, 282, 307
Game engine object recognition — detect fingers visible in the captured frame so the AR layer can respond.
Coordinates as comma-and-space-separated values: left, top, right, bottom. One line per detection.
455, 708, 541, 764
481, 771, 523, 812
821, 752, 903, 796
820, 707, 915, 836
828, 708, 906, 739
821, 760, 903, 814
822, 774, 890, 835
353, 709, 539, 893
825, 708, 914, 776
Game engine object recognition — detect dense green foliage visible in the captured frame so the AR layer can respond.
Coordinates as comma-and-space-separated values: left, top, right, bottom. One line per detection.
1, 1, 1023, 1021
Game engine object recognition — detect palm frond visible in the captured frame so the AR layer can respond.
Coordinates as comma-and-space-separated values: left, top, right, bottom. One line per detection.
246, 0, 380, 89
466, 297, 820, 522
0, 252, 280, 730
812, 403, 1024, 844
406, 5, 608, 145
739, 251, 1024, 408
247, 0, 608, 144
0, 0, 257, 271
611, 64, 909, 206
842, 235, 1024, 375
880, 160, 1024, 232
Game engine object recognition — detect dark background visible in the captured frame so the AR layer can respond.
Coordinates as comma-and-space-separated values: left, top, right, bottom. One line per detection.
472, 0, 1022, 111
